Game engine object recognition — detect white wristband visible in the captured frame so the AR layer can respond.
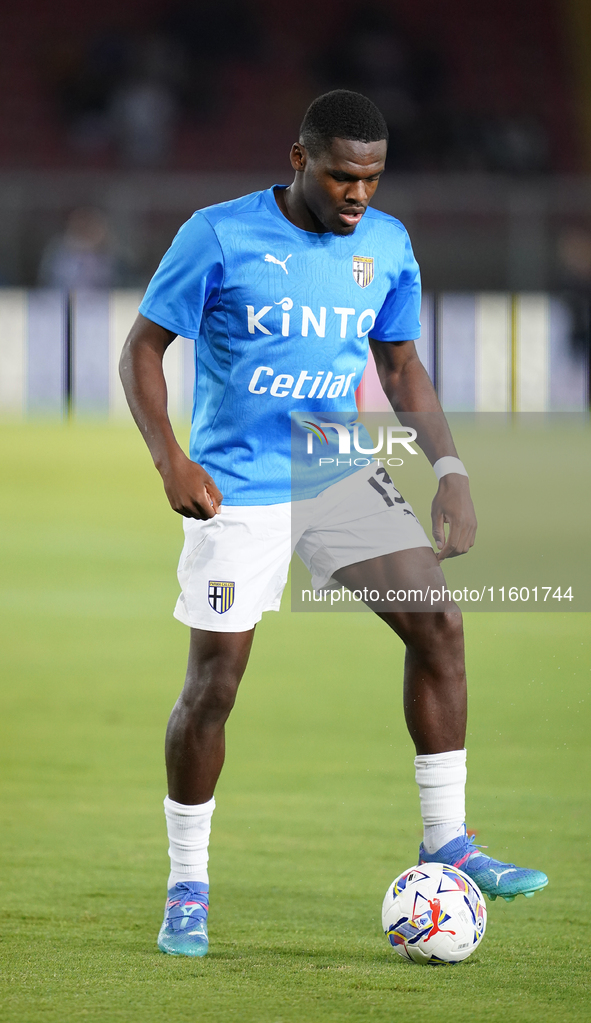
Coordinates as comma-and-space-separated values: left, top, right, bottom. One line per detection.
433, 456, 468, 481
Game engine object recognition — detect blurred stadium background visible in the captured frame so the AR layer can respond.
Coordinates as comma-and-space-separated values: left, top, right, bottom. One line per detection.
0, 0, 590, 415
1, 5, 590, 1021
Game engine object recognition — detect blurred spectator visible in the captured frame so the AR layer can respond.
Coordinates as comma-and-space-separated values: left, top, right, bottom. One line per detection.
49, 28, 183, 165
108, 33, 182, 167
38, 207, 122, 288
109, 78, 178, 167
556, 228, 591, 363
312, 9, 551, 174
312, 10, 449, 170
49, 30, 131, 156
480, 117, 549, 174
48, 2, 266, 167
557, 228, 591, 287
159, 0, 264, 119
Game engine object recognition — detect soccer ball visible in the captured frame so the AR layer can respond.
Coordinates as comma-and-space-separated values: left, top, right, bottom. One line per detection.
382, 863, 487, 965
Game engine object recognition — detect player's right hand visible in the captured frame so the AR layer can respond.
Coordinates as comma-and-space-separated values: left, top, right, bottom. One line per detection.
159, 450, 222, 519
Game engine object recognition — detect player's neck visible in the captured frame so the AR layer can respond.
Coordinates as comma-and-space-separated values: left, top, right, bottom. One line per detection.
274, 185, 327, 235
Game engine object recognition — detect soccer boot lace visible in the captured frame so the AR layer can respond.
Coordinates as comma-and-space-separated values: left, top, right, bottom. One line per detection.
157, 881, 209, 956
418, 827, 548, 902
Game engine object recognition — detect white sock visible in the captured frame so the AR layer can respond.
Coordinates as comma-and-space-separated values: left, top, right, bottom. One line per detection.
163, 795, 215, 888
414, 749, 467, 855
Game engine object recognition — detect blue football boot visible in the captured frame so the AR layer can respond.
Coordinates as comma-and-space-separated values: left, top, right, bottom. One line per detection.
157, 881, 209, 956
419, 827, 548, 902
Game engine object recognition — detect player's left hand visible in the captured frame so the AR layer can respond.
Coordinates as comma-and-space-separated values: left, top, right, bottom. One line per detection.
431, 475, 477, 561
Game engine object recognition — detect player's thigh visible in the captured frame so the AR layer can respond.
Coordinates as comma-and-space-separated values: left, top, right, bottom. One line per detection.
178, 627, 256, 720
186, 626, 256, 684
335, 549, 464, 654
334, 546, 456, 612
296, 462, 432, 595
174, 504, 291, 633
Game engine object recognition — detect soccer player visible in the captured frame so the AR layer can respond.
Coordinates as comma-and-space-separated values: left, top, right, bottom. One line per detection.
120, 90, 548, 957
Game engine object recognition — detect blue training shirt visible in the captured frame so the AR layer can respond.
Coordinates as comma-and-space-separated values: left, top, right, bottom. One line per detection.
139, 185, 421, 505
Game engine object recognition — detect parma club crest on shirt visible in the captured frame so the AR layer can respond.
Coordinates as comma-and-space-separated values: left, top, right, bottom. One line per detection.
208, 580, 235, 614
353, 255, 374, 288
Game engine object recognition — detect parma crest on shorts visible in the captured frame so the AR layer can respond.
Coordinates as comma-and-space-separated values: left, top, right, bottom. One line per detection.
353, 255, 374, 288
208, 580, 235, 614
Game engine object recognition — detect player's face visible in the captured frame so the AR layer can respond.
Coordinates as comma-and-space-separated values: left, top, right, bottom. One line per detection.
296, 138, 387, 235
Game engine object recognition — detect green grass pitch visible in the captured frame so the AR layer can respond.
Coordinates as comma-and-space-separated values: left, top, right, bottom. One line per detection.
0, 421, 589, 1023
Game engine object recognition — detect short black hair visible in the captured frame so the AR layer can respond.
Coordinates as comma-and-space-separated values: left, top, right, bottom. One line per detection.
299, 90, 388, 156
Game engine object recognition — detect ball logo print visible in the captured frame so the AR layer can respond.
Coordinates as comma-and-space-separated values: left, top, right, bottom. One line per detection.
418, 897, 456, 940
208, 581, 235, 614
394, 869, 430, 893
382, 862, 487, 965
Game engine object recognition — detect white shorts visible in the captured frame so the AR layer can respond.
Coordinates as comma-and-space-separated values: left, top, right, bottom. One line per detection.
173, 463, 432, 632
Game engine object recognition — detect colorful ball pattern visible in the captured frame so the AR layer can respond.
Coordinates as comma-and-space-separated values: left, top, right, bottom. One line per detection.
382, 862, 487, 965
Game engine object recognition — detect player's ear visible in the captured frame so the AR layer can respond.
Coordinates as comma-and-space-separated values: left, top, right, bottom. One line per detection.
290, 142, 307, 172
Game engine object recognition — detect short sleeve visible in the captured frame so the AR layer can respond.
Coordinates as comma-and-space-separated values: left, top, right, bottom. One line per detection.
371, 229, 421, 343
139, 213, 224, 339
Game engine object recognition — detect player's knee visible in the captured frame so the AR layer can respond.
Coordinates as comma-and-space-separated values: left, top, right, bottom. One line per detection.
179, 675, 239, 725
438, 609, 464, 643
406, 610, 464, 658
430, 612, 464, 672
428, 610, 463, 649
